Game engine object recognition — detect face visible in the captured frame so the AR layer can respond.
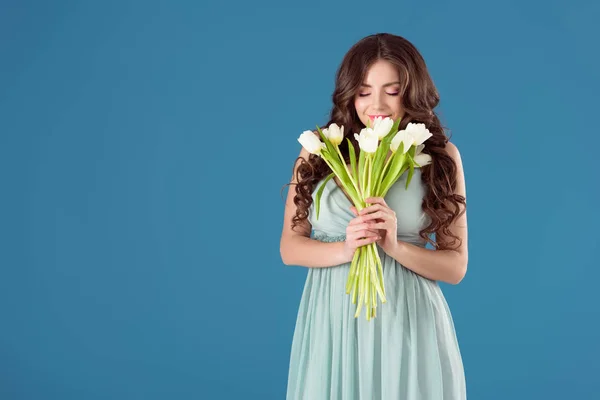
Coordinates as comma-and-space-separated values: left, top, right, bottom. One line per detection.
354, 59, 405, 128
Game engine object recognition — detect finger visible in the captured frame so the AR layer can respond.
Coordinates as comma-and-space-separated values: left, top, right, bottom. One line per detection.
348, 216, 364, 226
364, 197, 382, 205
366, 221, 387, 230
354, 231, 380, 240
349, 225, 379, 236
349, 214, 371, 226
359, 204, 381, 215
357, 221, 380, 232
365, 197, 389, 208
349, 231, 379, 243
360, 210, 390, 222
353, 219, 386, 233
355, 235, 380, 246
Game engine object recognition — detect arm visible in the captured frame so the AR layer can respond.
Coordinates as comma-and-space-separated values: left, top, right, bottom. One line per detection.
280, 145, 350, 268
281, 235, 350, 268
387, 142, 469, 284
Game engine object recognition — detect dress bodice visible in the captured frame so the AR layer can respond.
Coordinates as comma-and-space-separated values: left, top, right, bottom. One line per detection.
308, 168, 431, 247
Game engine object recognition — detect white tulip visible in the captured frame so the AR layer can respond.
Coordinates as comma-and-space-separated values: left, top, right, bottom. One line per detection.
371, 116, 394, 140
404, 122, 432, 145
322, 123, 344, 146
390, 130, 414, 154
298, 130, 326, 155
414, 144, 432, 167
390, 122, 433, 154
353, 128, 378, 153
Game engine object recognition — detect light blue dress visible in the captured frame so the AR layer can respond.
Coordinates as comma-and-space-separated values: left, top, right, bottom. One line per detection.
286, 168, 467, 399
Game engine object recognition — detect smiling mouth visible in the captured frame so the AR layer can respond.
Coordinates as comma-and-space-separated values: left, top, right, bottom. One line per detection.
368, 115, 390, 120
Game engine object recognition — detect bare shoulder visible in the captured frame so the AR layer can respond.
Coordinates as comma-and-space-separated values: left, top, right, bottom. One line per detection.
444, 141, 463, 165
444, 141, 465, 184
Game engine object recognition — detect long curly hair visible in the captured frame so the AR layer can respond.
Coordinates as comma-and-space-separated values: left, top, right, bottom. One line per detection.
283, 33, 466, 251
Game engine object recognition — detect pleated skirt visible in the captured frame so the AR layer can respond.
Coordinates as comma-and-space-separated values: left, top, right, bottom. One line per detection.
286, 233, 467, 400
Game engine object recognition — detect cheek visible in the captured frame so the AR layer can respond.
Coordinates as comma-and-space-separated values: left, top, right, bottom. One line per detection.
354, 101, 368, 124
354, 98, 366, 113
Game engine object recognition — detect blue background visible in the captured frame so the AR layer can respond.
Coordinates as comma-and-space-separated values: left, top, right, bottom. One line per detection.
1, 0, 598, 399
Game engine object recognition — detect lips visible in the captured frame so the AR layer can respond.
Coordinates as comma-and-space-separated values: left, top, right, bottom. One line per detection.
368, 115, 390, 120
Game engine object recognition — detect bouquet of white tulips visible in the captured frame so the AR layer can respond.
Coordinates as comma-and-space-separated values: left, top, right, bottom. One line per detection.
297, 117, 433, 320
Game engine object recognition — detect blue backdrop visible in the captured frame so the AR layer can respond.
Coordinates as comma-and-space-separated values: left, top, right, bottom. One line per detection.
1, 0, 598, 399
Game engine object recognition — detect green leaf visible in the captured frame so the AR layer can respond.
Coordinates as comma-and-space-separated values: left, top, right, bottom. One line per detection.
380, 142, 402, 182
339, 174, 360, 203
358, 148, 365, 195
370, 118, 401, 192
331, 157, 357, 200
389, 116, 402, 135
323, 157, 361, 206
317, 125, 356, 189
371, 147, 387, 195
372, 137, 388, 171
326, 159, 344, 181
379, 144, 406, 194
314, 172, 335, 219
347, 138, 358, 185
405, 153, 415, 190
381, 164, 408, 198
316, 125, 339, 162
408, 143, 417, 158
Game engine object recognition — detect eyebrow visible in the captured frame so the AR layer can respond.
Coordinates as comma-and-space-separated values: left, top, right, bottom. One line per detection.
360, 81, 401, 88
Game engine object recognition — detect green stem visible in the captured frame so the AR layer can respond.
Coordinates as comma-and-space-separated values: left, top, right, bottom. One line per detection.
360, 156, 365, 199
321, 157, 362, 206
346, 250, 359, 294
365, 156, 373, 197
336, 146, 360, 198
377, 153, 394, 195
366, 273, 371, 321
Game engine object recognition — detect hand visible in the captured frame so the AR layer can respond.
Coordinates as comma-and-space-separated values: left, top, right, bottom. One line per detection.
351, 197, 398, 255
342, 207, 382, 263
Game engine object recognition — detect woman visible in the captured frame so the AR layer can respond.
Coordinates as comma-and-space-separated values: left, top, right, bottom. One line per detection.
280, 33, 468, 400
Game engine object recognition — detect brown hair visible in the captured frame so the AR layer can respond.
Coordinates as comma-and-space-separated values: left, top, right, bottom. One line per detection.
283, 33, 466, 250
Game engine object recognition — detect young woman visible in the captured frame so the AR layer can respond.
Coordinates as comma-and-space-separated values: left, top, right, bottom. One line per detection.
280, 33, 468, 400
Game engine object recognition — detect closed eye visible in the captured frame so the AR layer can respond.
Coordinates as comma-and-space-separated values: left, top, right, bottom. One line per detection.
358, 92, 400, 97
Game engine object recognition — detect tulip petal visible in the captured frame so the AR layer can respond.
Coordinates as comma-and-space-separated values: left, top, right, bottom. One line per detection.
414, 153, 432, 167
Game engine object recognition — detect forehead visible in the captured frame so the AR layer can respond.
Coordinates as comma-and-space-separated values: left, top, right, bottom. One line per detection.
362, 60, 400, 86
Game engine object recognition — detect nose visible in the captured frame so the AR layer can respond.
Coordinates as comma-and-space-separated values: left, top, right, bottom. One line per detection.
372, 91, 386, 110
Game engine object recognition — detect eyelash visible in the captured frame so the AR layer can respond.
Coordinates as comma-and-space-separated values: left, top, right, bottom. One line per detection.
359, 92, 399, 97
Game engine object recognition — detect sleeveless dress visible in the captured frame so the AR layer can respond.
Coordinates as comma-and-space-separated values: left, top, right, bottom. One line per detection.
286, 168, 467, 400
